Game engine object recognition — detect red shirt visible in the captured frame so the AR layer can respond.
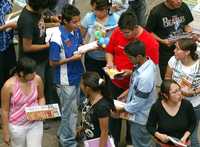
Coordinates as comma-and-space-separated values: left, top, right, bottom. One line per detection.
106, 27, 159, 89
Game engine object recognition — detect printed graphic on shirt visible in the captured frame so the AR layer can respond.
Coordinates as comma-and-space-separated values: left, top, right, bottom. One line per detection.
38, 18, 45, 38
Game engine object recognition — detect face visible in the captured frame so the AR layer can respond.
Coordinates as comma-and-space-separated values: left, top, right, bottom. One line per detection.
167, 0, 182, 9
174, 42, 189, 60
22, 72, 36, 81
168, 83, 182, 103
64, 16, 81, 31
127, 54, 139, 65
93, 4, 108, 19
121, 28, 137, 39
80, 80, 89, 97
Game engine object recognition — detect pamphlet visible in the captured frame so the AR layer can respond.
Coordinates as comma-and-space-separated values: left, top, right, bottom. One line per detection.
25, 104, 61, 121
168, 136, 187, 147
84, 136, 115, 147
74, 41, 99, 54
103, 67, 125, 79
114, 100, 135, 121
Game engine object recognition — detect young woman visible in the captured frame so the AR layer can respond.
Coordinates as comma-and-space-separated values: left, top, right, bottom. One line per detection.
81, 0, 119, 77
146, 80, 196, 147
1, 57, 45, 147
80, 72, 115, 147
165, 38, 200, 147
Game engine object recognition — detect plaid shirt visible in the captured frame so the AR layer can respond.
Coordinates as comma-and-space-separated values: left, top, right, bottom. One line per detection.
0, 0, 13, 52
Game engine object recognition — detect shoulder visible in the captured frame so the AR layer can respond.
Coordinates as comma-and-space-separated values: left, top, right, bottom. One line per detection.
151, 100, 162, 111
181, 2, 190, 10
34, 74, 43, 85
95, 98, 110, 110
181, 99, 193, 108
168, 56, 178, 67
50, 27, 62, 44
150, 2, 165, 15
2, 76, 16, 92
82, 12, 95, 24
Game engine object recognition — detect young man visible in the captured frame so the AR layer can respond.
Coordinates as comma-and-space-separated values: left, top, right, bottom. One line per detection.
116, 40, 157, 147
105, 10, 159, 146
146, 0, 193, 79
49, 4, 83, 147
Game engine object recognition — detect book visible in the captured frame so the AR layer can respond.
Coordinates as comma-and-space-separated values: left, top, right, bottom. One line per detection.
74, 41, 99, 54
84, 136, 115, 147
168, 136, 187, 147
103, 67, 125, 79
25, 104, 61, 121
114, 100, 135, 121
168, 32, 193, 41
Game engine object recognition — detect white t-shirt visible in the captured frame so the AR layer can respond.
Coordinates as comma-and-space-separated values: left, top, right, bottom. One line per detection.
168, 56, 200, 107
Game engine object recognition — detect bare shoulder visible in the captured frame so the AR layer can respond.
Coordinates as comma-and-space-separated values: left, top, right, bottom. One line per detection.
34, 74, 43, 85
2, 76, 16, 92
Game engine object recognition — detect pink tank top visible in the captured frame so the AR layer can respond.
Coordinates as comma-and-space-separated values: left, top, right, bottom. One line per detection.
9, 77, 38, 126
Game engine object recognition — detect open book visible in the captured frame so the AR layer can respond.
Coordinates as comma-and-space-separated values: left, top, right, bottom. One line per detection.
168, 136, 187, 147
103, 67, 125, 79
75, 41, 99, 54
114, 100, 135, 121
25, 104, 61, 121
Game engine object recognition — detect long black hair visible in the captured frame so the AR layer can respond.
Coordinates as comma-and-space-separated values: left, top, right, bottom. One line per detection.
81, 72, 115, 110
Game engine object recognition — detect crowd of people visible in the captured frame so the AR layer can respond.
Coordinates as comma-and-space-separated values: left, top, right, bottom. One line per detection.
0, 0, 200, 147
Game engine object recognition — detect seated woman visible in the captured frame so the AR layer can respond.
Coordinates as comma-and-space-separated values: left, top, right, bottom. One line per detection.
165, 38, 200, 146
146, 80, 196, 147
79, 72, 115, 147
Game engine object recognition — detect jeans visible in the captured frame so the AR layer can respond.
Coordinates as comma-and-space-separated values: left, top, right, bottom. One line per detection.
56, 85, 79, 147
9, 122, 43, 147
130, 122, 155, 147
128, 0, 147, 26
191, 105, 200, 147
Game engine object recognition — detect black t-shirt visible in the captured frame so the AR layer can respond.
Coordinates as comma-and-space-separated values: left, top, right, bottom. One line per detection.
17, 8, 48, 62
146, 2, 193, 63
81, 98, 111, 139
146, 99, 196, 144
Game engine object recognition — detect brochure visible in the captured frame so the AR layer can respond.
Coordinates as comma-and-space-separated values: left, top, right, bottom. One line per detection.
103, 67, 125, 79
168, 136, 187, 147
25, 104, 61, 121
84, 136, 115, 147
114, 100, 135, 121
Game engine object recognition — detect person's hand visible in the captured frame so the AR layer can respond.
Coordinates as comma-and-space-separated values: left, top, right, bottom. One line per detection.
51, 16, 61, 23
156, 133, 169, 143
181, 87, 195, 97
120, 69, 132, 78
111, 4, 121, 12
161, 39, 174, 47
180, 136, 188, 144
110, 110, 120, 118
3, 131, 10, 145
106, 62, 115, 69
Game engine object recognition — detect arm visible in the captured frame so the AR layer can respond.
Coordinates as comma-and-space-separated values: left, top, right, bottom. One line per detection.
23, 38, 49, 52
49, 53, 82, 67
105, 52, 114, 68
181, 101, 196, 143
0, 22, 16, 31
36, 75, 45, 105
165, 65, 173, 80
1, 81, 12, 145
99, 117, 109, 147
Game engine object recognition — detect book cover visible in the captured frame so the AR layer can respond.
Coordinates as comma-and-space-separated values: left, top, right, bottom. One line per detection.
84, 137, 115, 147
25, 104, 61, 121
103, 67, 125, 79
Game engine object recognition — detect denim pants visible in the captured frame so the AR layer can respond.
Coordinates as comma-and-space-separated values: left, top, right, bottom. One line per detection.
128, 0, 147, 26
56, 85, 79, 147
9, 121, 43, 147
191, 104, 200, 147
130, 122, 155, 147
